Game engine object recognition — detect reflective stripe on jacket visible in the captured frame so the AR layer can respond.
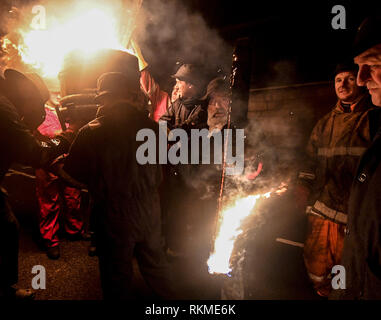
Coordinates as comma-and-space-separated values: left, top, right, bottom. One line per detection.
298, 94, 379, 224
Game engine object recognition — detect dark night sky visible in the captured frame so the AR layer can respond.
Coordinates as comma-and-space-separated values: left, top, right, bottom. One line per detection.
141, 0, 381, 89
1, 0, 380, 89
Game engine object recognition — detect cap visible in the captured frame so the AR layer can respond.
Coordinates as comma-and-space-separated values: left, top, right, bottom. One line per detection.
4, 69, 49, 104
352, 15, 381, 57
334, 61, 359, 77
2, 69, 48, 129
95, 71, 140, 103
25, 72, 50, 103
201, 77, 230, 101
171, 64, 206, 87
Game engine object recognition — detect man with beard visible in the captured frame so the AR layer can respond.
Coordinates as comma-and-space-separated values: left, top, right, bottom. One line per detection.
184, 77, 269, 260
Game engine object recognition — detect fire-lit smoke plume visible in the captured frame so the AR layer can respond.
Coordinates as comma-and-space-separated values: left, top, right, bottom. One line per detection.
207, 183, 288, 275
0, 0, 140, 80
134, 0, 232, 88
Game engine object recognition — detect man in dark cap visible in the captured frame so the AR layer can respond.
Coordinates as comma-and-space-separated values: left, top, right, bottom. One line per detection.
295, 60, 378, 297
0, 69, 67, 299
156, 63, 210, 257
332, 16, 381, 299
159, 63, 209, 130
57, 62, 177, 299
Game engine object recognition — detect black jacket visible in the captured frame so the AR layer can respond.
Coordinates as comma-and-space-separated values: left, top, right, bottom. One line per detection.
63, 102, 163, 231
331, 125, 381, 299
0, 94, 43, 182
159, 97, 207, 130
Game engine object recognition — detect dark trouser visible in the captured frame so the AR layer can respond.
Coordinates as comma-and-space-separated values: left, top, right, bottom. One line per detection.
96, 193, 177, 300
161, 166, 193, 252
0, 192, 19, 296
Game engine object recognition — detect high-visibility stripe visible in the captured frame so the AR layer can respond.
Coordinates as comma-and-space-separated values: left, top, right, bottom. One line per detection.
308, 272, 325, 283
298, 172, 316, 180
317, 146, 366, 157
311, 200, 347, 224
5, 169, 36, 179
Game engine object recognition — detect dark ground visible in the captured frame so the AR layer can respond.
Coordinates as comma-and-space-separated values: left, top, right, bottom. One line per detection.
4, 166, 320, 300
4, 166, 223, 300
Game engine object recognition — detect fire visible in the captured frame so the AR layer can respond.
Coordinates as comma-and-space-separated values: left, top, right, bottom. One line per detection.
3, 1, 137, 79
207, 184, 288, 275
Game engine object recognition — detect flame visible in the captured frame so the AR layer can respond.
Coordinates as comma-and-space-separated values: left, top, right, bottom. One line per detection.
3, 2, 136, 79
207, 184, 288, 275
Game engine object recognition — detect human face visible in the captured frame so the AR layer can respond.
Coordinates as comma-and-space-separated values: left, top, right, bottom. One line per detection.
354, 44, 381, 107
175, 78, 197, 99
334, 71, 361, 103
171, 82, 180, 103
207, 92, 230, 129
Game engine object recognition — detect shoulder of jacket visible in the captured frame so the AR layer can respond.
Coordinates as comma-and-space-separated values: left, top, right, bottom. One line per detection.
313, 111, 334, 129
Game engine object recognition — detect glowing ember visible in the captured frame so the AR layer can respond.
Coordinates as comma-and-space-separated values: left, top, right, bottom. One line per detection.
3, 2, 137, 79
207, 184, 288, 275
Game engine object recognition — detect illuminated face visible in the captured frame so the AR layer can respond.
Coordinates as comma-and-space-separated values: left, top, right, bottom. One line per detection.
171, 82, 180, 103
207, 92, 230, 130
175, 78, 197, 99
355, 44, 381, 107
334, 71, 361, 103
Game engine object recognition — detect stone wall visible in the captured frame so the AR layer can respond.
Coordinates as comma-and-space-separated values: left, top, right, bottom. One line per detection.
246, 81, 337, 170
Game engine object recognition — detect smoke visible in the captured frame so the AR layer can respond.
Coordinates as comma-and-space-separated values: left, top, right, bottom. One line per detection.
0, 0, 232, 88
135, 0, 233, 89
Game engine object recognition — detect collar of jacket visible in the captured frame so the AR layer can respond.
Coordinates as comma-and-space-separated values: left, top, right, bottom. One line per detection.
179, 97, 205, 108
334, 93, 372, 114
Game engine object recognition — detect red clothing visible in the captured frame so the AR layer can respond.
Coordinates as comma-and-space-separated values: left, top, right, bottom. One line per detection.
35, 169, 82, 247
140, 69, 170, 122
37, 105, 62, 138
36, 106, 83, 248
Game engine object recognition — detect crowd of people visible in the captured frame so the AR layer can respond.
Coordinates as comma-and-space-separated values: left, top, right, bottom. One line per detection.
0, 15, 380, 300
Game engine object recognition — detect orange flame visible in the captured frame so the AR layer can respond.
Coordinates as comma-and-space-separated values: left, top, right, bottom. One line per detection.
207, 183, 288, 275
2, 2, 138, 80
